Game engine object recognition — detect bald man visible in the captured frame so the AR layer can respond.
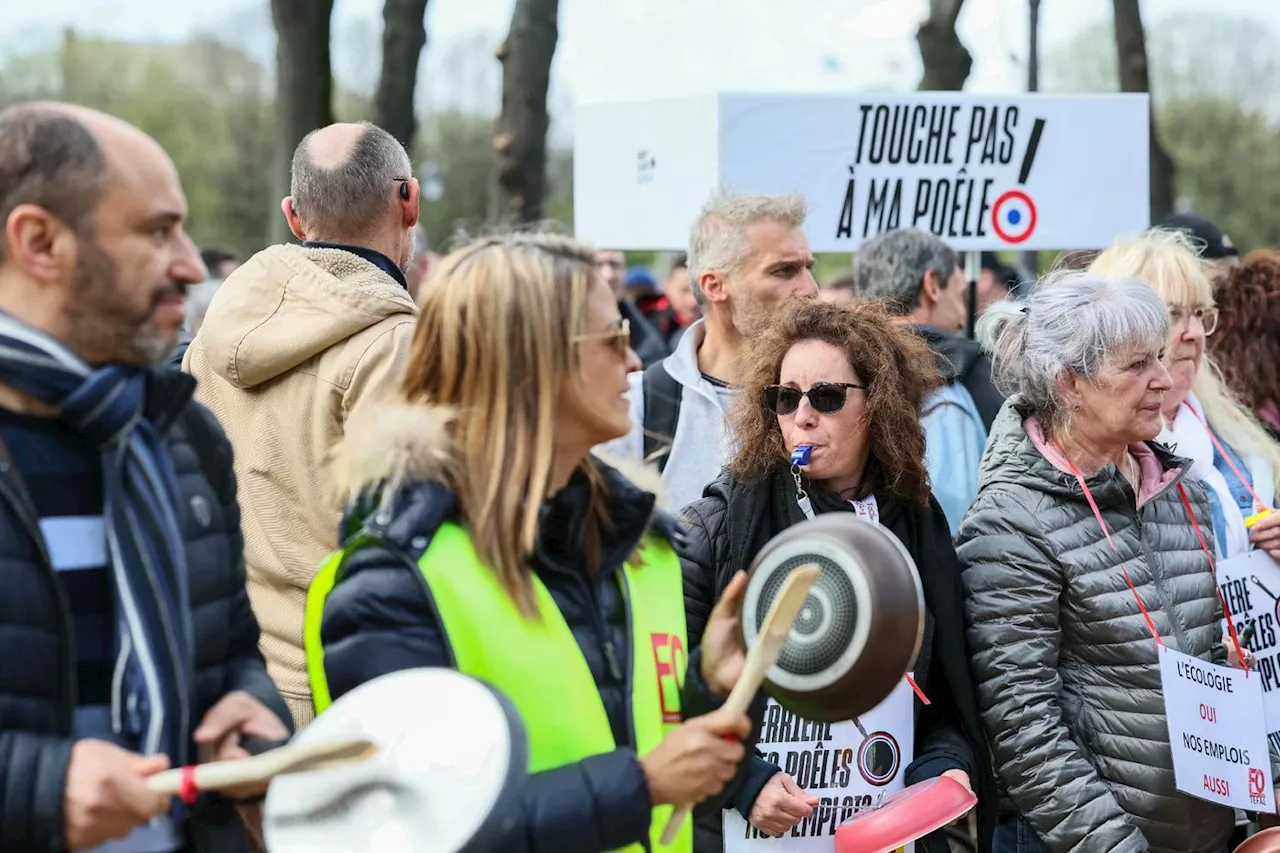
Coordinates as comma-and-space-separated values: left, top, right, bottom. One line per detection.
184, 122, 419, 729
0, 102, 289, 852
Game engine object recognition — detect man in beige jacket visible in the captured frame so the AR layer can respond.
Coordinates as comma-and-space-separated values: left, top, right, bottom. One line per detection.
184, 121, 419, 727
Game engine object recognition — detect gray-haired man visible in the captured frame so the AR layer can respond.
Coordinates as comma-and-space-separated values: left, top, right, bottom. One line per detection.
852, 227, 1004, 531
184, 121, 419, 729
597, 190, 818, 511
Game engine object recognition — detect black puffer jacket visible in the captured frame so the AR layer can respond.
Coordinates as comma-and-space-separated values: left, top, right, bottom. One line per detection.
318, 403, 764, 853
0, 367, 290, 853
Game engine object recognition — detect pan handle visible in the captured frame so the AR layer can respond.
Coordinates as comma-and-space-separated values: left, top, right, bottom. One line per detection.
660, 565, 821, 845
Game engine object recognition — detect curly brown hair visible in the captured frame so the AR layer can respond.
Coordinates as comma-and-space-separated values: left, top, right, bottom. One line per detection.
1209, 249, 1280, 415
726, 298, 943, 506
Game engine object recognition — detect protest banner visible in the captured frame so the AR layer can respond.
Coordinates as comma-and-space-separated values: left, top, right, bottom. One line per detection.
1158, 644, 1274, 812
574, 92, 1149, 252
1215, 550, 1280, 759
724, 677, 915, 852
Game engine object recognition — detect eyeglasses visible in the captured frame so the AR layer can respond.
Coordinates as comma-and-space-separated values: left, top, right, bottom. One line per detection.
765, 382, 864, 416
572, 319, 631, 359
1169, 304, 1219, 336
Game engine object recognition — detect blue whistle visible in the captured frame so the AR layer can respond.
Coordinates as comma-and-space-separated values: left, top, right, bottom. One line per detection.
791, 445, 813, 466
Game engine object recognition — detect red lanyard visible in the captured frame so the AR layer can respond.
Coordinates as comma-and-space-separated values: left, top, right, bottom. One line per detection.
1059, 443, 1250, 673
1183, 402, 1267, 514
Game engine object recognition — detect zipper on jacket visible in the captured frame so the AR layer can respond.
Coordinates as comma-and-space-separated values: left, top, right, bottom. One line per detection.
0, 475, 77, 732
1132, 509, 1194, 652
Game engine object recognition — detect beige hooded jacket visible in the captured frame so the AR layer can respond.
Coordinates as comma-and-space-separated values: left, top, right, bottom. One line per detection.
184, 244, 417, 728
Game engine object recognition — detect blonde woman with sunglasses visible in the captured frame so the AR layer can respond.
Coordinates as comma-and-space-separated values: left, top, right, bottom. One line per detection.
303, 232, 761, 852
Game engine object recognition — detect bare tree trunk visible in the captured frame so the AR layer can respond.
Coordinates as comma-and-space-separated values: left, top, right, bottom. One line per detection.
374, 0, 430, 152
1022, 0, 1041, 276
1113, 0, 1175, 223
917, 0, 972, 91
491, 0, 559, 225
269, 0, 335, 245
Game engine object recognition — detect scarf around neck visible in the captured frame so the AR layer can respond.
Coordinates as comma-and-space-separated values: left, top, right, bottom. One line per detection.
0, 312, 193, 771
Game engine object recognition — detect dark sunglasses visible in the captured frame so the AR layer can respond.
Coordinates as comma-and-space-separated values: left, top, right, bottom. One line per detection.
765, 382, 864, 416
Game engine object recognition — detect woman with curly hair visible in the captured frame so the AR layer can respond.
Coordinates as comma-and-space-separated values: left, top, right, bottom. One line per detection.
1209, 249, 1280, 438
678, 298, 995, 853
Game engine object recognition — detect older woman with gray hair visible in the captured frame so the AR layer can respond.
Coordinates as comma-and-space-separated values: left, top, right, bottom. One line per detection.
957, 270, 1268, 853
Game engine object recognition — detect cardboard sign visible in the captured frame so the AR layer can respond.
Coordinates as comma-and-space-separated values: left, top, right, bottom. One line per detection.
1215, 550, 1280, 759
574, 92, 1150, 251
1159, 644, 1274, 812
723, 677, 915, 852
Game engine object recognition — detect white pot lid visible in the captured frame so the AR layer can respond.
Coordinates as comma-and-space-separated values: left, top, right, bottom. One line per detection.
264, 668, 526, 853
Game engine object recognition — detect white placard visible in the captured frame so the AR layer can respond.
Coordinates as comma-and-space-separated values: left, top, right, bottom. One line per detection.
574, 92, 1150, 251
1214, 550, 1280, 760
1159, 644, 1274, 812
724, 677, 915, 852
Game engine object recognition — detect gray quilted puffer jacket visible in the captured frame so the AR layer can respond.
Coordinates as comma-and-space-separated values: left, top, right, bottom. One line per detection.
957, 402, 1263, 853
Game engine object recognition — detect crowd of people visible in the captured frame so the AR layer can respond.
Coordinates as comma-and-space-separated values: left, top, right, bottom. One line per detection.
1, 100, 1279, 853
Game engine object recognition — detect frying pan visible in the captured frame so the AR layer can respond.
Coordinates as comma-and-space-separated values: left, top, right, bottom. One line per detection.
263, 668, 527, 853
1234, 827, 1280, 853
741, 513, 925, 722
834, 775, 977, 853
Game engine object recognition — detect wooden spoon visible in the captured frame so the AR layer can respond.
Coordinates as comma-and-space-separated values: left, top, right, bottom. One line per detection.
148, 738, 380, 797
660, 563, 822, 845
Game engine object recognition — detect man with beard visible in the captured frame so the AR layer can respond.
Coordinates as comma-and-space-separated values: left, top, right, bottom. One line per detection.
597, 191, 818, 517
184, 121, 419, 731
0, 103, 289, 852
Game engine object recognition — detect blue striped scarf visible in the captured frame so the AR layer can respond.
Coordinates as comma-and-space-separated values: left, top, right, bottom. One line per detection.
0, 312, 193, 769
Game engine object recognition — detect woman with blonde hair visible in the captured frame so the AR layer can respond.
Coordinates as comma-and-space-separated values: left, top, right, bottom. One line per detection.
1090, 229, 1280, 561
302, 232, 761, 852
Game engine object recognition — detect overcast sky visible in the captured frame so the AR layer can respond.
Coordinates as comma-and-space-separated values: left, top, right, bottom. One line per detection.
4, 0, 1276, 107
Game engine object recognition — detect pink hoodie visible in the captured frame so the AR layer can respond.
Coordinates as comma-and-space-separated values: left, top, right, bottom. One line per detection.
1022, 415, 1180, 509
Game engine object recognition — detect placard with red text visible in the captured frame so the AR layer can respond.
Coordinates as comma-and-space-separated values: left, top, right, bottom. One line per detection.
1159, 644, 1274, 812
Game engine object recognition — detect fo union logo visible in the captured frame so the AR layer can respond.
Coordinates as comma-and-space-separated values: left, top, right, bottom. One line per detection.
1249, 767, 1267, 805
650, 633, 686, 724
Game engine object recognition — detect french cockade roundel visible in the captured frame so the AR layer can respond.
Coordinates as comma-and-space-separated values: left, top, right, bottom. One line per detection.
991, 190, 1037, 244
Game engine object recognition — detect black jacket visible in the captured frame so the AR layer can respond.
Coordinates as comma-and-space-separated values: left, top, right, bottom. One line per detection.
913, 324, 1005, 431
678, 467, 996, 853
319, 462, 765, 853
0, 367, 290, 853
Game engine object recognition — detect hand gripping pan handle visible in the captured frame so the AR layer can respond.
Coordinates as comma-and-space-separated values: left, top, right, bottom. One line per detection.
148, 738, 380, 800
660, 563, 821, 845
